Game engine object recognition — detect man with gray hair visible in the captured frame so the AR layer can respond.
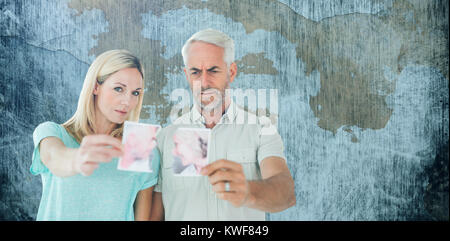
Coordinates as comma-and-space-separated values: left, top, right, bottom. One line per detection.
150, 28, 296, 221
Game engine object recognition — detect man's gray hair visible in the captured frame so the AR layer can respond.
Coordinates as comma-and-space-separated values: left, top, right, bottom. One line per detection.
181, 28, 235, 67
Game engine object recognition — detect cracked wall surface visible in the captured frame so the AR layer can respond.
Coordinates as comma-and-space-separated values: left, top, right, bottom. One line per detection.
0, 0, 448, 220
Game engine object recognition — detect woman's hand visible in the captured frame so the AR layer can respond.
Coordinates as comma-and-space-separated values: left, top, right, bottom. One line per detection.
73, 135, 123, 176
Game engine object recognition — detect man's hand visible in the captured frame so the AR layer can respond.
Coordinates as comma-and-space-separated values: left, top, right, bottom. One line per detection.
201, 156, 296, 213
201, 159, 250, 207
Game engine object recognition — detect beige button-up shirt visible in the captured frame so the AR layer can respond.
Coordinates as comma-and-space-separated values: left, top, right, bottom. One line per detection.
155, 100, 286, 220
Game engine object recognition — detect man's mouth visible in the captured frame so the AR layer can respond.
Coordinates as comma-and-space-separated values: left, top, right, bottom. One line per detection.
201, 88, 218, 95
201, 89, 220, 101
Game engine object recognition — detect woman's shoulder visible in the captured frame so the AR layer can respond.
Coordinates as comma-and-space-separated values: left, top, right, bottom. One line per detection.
34, 121, 63, 133
33, 121, 76, 143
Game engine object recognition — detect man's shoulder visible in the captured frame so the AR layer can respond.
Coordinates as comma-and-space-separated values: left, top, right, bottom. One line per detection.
235, 107, 280, 137
157, 118, 198, 140
234, 105, 274, 126
256, 115, 274, 127
173, 111, 193, 125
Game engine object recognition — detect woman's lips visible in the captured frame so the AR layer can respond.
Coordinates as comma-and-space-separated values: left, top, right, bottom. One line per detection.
115, 110, 127, 115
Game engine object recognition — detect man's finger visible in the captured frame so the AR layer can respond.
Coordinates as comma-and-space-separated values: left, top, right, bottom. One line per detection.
201, 159, 242, 176
208, 169, 237, 185
212, 181, 237, 193
217, 192, 235, 201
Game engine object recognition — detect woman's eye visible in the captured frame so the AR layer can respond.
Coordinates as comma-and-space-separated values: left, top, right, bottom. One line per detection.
114, 87, 123, 92
132, 91, 140, 96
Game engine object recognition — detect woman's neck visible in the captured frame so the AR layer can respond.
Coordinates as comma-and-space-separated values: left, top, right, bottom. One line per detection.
94, 112, 117, 135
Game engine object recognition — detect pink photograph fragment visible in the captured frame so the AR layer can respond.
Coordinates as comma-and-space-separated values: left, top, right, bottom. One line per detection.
118, 121, 160, 173
172, 128, 210, 176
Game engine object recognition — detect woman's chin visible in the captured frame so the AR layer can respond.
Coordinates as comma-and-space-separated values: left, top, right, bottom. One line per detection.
109, 116, 127, 125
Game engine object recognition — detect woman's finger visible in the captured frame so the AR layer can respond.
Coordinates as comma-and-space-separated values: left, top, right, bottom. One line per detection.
82, 135, 123, 151
83, 145, 123, 160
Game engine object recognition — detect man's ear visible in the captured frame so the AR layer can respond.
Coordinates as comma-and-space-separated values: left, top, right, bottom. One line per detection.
228, 62, 237, 83
184, 68, 188, 81
184, 67, 192, 85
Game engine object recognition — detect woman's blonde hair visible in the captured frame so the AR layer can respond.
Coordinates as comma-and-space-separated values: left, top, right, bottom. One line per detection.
63, 49, 145, 143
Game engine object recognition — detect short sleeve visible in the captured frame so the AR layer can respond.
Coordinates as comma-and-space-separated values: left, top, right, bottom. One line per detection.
139, 148, 161, 190
153, 128, 167, 193
257, 116, 286, 164
30, 121, 63, 175
153, 165, 162, 192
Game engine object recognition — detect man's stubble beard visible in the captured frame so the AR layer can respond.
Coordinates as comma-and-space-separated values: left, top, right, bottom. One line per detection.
193, 77, 230, 114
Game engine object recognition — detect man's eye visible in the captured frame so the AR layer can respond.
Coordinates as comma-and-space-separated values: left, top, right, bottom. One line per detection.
114, 87, 123, 92
191, 72, 198, 75
132, 91, 140, 96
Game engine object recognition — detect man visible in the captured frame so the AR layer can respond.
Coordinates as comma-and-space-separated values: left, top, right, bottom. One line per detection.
150, 29, 296, 221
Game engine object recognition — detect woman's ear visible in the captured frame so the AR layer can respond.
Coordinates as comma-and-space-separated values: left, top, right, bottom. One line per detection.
93, 82, 99, 96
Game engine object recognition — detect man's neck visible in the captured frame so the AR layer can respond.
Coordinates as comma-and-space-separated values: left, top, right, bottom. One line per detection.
199, 98, 231, 129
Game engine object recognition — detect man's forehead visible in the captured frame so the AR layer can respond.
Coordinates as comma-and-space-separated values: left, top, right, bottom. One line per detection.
186, 56, 227, 69
189, 41, 224, 52
188, 65, 222, 70
186, 41, 226, 67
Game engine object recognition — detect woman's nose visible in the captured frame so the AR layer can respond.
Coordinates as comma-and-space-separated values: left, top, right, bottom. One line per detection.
120, 93, 131, 106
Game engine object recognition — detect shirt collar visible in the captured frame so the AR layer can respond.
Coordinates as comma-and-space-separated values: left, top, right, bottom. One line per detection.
191, 99, 238, 125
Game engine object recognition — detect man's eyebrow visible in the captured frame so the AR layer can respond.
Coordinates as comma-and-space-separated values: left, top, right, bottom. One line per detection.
190, 67, 201, 72
207, 66, 219, 71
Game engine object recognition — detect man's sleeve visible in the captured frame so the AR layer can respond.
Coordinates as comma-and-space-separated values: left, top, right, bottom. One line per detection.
257, 116, 286, 165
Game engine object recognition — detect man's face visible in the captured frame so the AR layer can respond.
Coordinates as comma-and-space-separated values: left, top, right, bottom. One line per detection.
184, 41, 236, 111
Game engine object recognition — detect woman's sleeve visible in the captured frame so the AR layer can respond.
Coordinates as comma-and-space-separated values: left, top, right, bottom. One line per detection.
139, 147, 161, 190
30, 121, 63, 175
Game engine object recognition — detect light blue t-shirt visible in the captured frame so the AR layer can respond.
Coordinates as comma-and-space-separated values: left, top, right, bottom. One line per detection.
30, 121, 160, 221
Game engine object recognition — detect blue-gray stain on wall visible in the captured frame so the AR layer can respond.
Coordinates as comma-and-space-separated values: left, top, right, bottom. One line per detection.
0, 0, 448, 220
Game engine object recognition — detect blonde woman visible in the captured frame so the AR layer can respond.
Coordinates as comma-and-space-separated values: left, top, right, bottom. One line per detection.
30, 50, 159, 221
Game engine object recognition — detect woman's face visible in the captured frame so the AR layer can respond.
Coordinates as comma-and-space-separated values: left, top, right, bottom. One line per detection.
93, 67, 143, 124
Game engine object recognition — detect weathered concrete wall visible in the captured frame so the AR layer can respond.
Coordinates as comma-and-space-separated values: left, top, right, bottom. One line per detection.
0, 0, 448, 220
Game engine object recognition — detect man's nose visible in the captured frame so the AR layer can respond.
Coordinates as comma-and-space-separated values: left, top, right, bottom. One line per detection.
200, 71, 210, 88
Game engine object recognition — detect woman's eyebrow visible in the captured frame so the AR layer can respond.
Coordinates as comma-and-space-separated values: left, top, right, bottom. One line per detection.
115, 82, 141, 90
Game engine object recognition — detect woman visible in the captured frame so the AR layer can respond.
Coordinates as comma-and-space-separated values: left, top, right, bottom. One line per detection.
30, 50, 159, 221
